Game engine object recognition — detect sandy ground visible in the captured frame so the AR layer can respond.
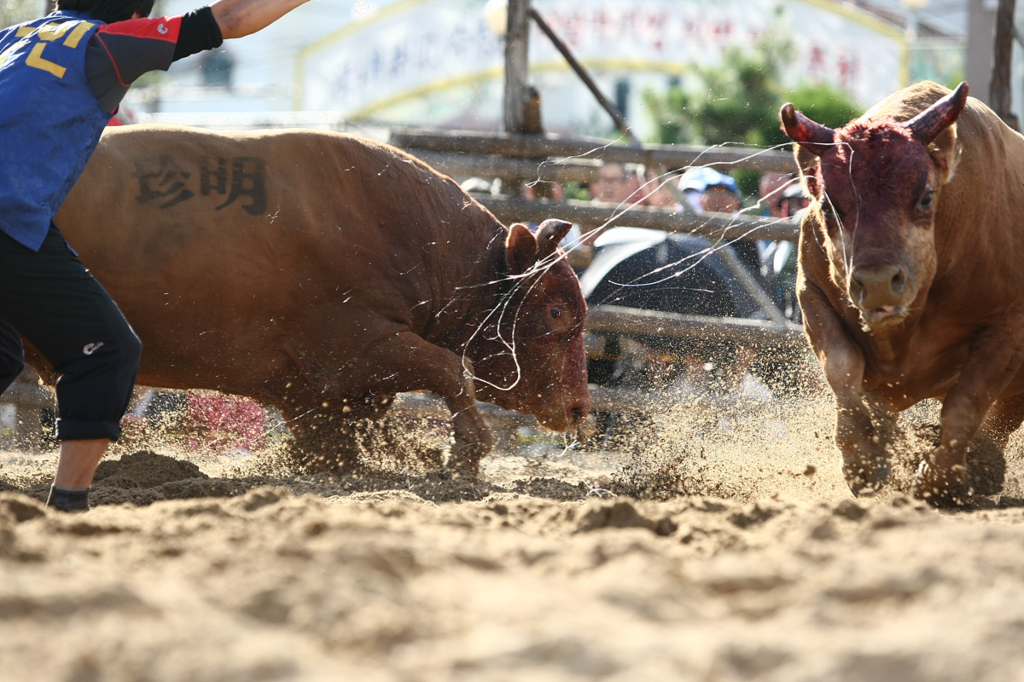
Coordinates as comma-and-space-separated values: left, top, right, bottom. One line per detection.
3, 392, 1024, 682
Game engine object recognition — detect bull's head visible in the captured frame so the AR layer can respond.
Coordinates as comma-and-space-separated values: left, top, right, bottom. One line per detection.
780, 82, 968, 329
471, 219, 591, 433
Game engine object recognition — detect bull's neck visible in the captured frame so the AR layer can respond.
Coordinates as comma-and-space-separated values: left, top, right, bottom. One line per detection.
858, 293, 929, 364
435, 232, 512, 354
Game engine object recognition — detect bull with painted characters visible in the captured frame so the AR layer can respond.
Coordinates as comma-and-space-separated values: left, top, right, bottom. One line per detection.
40, 125, 591, 473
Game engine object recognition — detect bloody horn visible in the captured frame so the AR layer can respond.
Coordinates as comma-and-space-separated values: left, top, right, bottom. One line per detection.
905, 82, 969, 145
779, 103, 836, 157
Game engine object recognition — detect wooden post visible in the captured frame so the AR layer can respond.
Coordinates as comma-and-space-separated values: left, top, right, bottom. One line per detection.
503, 0, 530, 134
990, 0, 1019, 130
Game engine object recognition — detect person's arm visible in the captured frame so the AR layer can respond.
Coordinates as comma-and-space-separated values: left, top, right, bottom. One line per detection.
208, 0, 310, 40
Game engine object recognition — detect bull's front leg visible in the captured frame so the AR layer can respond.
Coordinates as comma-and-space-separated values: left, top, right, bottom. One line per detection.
362, 330, 492, 475
913, 324, 1024, 506
800, 282, 891, 494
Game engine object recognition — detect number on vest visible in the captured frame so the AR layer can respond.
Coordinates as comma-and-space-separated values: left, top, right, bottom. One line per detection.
3, 20, 95, 79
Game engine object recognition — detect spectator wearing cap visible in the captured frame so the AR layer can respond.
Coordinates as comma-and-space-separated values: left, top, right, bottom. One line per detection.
677, 167, 740, 214
677, 167, 766, 282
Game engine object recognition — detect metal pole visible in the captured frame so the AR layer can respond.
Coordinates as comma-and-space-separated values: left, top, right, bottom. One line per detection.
503, 0, 530, 134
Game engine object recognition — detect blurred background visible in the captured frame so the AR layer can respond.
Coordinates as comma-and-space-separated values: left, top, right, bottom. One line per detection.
0, 0, 1013, 138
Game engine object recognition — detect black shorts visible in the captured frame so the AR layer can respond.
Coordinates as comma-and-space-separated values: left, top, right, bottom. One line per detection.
0, 223, 141, 441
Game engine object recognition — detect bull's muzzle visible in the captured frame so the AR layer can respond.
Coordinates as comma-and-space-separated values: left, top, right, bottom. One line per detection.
850, 263, 909, 314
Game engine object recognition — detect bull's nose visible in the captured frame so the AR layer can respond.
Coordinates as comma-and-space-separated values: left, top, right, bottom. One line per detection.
850, 263, 908, 309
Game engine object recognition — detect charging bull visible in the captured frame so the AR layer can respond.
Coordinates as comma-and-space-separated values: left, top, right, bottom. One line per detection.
45, 125, 590, 473
781, 81, 1024, 505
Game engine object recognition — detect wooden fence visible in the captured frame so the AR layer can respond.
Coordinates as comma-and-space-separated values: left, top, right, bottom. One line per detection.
1, 305, 810, 449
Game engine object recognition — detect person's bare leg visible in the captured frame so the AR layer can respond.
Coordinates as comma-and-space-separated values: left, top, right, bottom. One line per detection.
53, 438, 109, 489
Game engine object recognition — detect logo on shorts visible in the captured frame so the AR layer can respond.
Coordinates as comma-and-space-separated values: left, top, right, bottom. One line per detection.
83, 342, 104, 356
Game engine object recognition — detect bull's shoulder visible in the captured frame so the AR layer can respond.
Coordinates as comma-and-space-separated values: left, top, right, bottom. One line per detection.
862, 81, 1008, 145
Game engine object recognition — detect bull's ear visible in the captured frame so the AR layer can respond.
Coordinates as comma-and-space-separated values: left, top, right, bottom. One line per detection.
794, 144, 822, 198
927, 121, 961, 186
506, 223, 538, 275
535, 219, 572, 259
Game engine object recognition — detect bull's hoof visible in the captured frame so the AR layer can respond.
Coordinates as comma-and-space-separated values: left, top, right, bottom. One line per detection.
912, 459, 968, 508
843, 456, 891, 496
965, 437, 1007, 497
446, 441, 485, 477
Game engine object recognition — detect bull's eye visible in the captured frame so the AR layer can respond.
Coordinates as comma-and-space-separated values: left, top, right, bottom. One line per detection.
550, 307, 561, 319
819, 202, 837, 226
919, 189, 934, 210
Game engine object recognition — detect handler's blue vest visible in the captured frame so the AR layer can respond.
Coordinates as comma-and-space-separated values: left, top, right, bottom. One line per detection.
0, 11, 108, 251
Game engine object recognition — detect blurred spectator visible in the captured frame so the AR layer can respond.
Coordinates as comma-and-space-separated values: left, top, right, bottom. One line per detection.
676, 167, 765, 284
676, 166, 709, 212
588, 162, 633, 206
758, 171, 790, 218
522, 180, 563, 202
760, 182, 809, 321
677, 166, 740, 214
571, 162, 640, 271
701, 181, 741, 214
637, 165, 679, 210
778, 181, 809, 218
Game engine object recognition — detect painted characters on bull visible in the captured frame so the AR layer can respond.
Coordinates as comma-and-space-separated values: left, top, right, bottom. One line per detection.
133, 154, 267, 214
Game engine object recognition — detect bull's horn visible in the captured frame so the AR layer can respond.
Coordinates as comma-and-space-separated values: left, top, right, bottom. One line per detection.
905, 82, 969, 145
536, 219, 572, 259
779, 103, 836, 157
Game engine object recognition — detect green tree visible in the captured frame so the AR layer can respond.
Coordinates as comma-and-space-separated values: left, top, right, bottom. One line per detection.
643, 81, 692, 147
641, 6, 864, 197
764, 83, 862, 147
643, 7, 793, 148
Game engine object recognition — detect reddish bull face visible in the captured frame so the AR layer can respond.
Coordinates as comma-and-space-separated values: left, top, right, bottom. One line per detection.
470, 220, 591, 433
781, 83, 968, 328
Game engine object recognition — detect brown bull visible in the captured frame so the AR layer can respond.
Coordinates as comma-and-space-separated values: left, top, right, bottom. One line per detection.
780, 81, 1024, 505
45, 125, 590, 472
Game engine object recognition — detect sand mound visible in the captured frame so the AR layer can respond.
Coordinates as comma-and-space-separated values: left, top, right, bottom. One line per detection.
3, 485, 1024, 681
